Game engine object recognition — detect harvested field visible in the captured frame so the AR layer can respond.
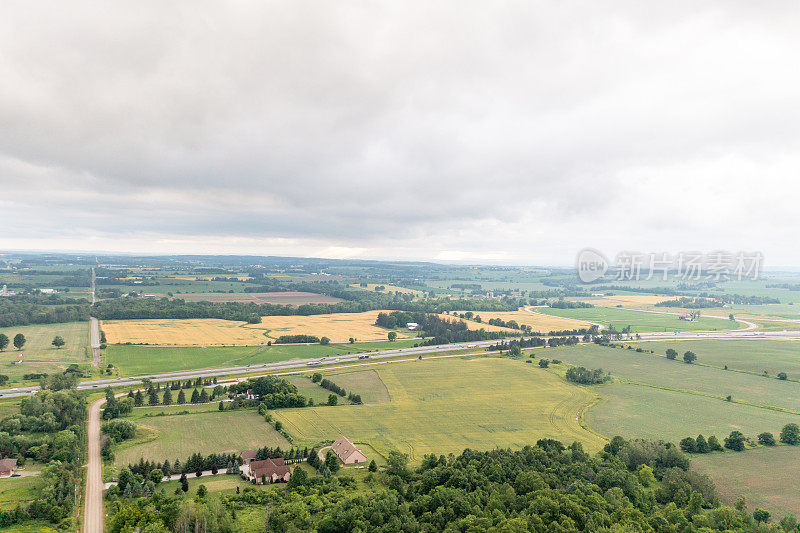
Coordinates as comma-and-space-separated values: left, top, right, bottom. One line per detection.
456, 308, 593, 332
180, 291, 343, 305
101, 319, 268, 345
582, 294, 677, 307
245, 310, 412, 343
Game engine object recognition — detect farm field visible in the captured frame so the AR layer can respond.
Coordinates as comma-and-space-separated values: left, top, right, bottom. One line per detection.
0, 322, 89, 362
114, 406, 290, 466
103, 339, 418, 376
288, 369, 390, 405
246, 310, 413, 343
537, 307, 740, 332
628, 339, 800, 379
583, 381, 800, 441
180, 291, 343, 305
350, 284, 424, 296
582, 294, 680, 307
101, 318, 268, 345
0, 322, 91, 384
434, 314, 515, 333
457, 308, 593, 332
0, 475, 40, 511
692, 446, 800, 520
274, 357, 605, 461
542, 344, 800, 413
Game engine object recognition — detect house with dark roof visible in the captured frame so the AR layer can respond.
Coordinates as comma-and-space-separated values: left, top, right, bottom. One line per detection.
331, 436, 367, 464
243, 458, 291, 484
241, 450, 258, 465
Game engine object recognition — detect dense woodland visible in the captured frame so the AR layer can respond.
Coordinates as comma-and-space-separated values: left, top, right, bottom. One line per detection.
104, 436, 795, 532
0, 294, 90, 327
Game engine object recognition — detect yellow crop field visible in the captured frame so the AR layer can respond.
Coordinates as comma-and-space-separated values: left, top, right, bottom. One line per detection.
457, 308, 594, 332
583, 294, 674, 307
245, 310, 411, 343
435, 314, 516, 333
102, 319, 268, 345
351, 283, 424, 296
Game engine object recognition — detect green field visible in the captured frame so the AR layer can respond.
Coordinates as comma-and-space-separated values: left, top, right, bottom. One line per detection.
114, 405, 290, 466
692, 446, 800, 519
543, 344, 800, 413
0, 475, 41, 511
158, 473, 254, 497
629, 339, 800, 379
537, 307, 740, 332
104, 339, 418, 376
274, 356, 605, 461
286, 369, 390, 406
584, 381, 800, 441
0, 322, 91, 384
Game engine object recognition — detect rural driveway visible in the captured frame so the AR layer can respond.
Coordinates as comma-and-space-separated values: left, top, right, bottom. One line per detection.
83, 398, 103, 533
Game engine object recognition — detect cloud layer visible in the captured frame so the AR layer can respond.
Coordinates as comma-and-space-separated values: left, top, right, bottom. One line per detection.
2, 1, 799, 265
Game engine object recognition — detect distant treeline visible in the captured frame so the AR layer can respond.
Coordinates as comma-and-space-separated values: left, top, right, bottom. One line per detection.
547, 300, 594, 309
655, 297, 722, 308
766, 283, 800, 291
0, 295, 90, 327
376, 311, 514, 345
92, 290, 522, 322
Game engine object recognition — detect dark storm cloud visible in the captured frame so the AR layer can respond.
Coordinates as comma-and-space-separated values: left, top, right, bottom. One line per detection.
1, 1, 800, 262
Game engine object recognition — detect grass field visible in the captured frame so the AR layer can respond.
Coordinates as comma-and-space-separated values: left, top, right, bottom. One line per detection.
246, 311, 413, 343
692, 446, 800, 519
351, 284, 424, 296
180, 291, 343, 305
537, 307, 740, 332
274, 357, 605, 461
0, 322, 91, 384
103, 339, 418, 376
0, 475, 40, 511
582, 294, 680, 307
628, 339, 800, 379
115, 406, 290, 466
287, 369, 390, 405
583, 381, 800, 441
457, 308, 593, 332
542, 344, 800, 413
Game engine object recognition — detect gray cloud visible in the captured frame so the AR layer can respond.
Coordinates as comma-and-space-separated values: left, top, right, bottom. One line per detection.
1, 1, 800, 264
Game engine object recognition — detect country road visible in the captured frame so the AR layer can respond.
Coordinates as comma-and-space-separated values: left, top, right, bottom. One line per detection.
83, 398, 103, 533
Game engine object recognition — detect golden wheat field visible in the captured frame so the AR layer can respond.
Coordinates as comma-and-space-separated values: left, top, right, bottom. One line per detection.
583, 294, 673, 307
245, 310, 412, 343
101, 319, 268, 345
456, 308, 594, 332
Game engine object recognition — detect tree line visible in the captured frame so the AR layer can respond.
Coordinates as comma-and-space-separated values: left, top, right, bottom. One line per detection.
0, 295, 90, 327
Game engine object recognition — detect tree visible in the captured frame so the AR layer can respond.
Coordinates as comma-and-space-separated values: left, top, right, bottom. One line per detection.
150, 469, 163, 484
0, 375, 7, 386
707, 435, 723, 451
177, 390, 186, 404
753, 509, 770, 523
695, 434, 709, 453
0, 334, 8, 351
51, 336, 65, 349
778, 372, 788, 380
388, 331, 397, 342
162, 389, 173, 405
199, 389, 209, 403
211, 463, 218, 475
327, 394, 338, 406
781, 423, 800, 445
311, 373, 322, 383
679, 437, 696, 453
758, 432, 776, 446
724, 431, 746, 451
190, 389, 200, 403
197, 484, 207, 498
538, 359, 549, 368
13, 333, 25, 350
287, 466, 308, 489
324, 450, 340, 473
683, 351, 697, 364
134, 390, 143, 406
320, 336, 331, 345
368, 459, 378, 472
349, 337, 355, 344
665, 349, 677, 360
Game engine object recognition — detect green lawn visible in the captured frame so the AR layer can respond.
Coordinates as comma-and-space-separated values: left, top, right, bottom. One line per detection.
542, 344, 800, 414
692, 446, 800, 520
0, 322, 91, 385
274, 356, 605, 462
104, 339, 418, 376
537, 307, 739, 332
583, 381, 800, 441
287, 369, 390, 406
158, 473, 254, 497
115, 407, 290, 466
629, 339, 800, 379
0, 475, 41, 511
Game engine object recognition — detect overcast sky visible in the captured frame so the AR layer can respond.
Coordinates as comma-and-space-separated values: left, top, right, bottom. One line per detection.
1, 1, 799, 266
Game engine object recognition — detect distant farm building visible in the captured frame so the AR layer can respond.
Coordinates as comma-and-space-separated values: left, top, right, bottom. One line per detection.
0, 285, 15, 296
242, 458, 291, 484
0, 458, 17, 477
331, 435, 368, 464
38, 288, 57, 294
406, 322, 419, 330
678, 315, 694, 321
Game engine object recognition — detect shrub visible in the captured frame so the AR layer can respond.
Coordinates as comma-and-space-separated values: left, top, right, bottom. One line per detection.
758, 432, 776, 446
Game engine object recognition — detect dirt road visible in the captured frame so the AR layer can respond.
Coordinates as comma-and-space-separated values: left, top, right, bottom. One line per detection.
83, 398, 103, 533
